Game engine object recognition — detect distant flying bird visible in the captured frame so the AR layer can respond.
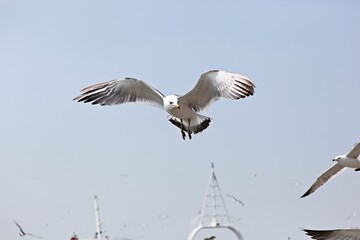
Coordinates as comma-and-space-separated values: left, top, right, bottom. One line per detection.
231, 216, 242, 222
289, 182, 303, 187
13, 220, 43, 239
74, 70, 255, 140
254, 171, 262, 178
301, 141, 360, 198
204, 236, 216, 240
226, 194, 245, 207
157, 214, 169, 221
303, 228, 360, 240
347, 213, 360, 220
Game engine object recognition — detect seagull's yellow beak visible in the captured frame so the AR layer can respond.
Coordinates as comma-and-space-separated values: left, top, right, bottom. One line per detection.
175, 103, 180, 109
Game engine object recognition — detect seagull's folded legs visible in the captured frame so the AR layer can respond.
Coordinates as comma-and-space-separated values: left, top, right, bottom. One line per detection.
180, 119, 186, 140
187, 119, 192, 140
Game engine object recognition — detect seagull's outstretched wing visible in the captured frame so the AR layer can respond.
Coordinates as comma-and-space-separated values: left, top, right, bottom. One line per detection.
13, 219, 25, 235
301, 163, 345, 198
74, 78, 165, 108
26, 233, 43, 239
180, 70, 256, 112
303, 228, 360, 240
346, 142, 360, 158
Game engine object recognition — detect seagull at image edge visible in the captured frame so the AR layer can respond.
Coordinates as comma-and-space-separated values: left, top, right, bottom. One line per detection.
301, 141, 360, 198
303, 228, 360, 240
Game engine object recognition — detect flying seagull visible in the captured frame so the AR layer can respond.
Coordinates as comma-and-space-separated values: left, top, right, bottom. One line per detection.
301, 141, 360, 198
226, 194, 245, 207
303, 228, 360, 240
347, 213, 360, 220
74, 70, 256, 140
204, 236, 216, 240
13, 219, 43, 239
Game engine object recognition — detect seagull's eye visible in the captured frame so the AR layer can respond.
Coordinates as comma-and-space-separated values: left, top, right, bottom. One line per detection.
169, 101, 173, 104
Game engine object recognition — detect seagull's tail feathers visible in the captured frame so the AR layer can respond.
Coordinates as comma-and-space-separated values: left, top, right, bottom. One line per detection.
167, 114, 211, 134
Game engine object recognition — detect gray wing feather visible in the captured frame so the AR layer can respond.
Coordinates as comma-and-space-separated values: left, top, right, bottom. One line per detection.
180, 70, 256, 112
13, 220, 25, 234
346, 142, 360, 158
74, 78, 164, 108
301, 163, 344, 198
26, 233, 43, 239
304, 228, 360, 240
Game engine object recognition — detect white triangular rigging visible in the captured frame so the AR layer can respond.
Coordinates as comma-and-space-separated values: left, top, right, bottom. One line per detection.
187, 163, 244, 240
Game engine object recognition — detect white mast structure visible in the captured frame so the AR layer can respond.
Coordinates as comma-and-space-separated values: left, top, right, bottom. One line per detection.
94, 195, 107, 239
187, 163, 244, 240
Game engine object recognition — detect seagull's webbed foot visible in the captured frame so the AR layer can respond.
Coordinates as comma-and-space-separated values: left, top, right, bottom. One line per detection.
180, 119, 186, 140
187, 119, 192, 140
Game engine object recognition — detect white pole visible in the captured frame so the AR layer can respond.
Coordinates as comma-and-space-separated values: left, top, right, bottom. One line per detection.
94, 195, 102, 239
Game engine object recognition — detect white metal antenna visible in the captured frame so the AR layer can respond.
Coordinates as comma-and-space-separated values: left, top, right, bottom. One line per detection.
94, 195, 103, 239
187, 163, 244, 240
200, 162, 231, 226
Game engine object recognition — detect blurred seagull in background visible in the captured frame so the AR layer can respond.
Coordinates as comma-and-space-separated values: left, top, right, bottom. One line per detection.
13, 219, 43, 239
347, 213, 360, 220
303, 228, 360, 240
226, 194, 245, 207
289, 182, 303, 187
301, 141, 360, 198
74, 70, 255, 140
254, 171, 262, 178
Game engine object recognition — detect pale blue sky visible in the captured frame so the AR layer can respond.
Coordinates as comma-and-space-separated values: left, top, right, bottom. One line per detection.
1, 0, 360, 240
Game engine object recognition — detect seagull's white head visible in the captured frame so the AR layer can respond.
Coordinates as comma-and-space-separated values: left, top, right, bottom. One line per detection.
333, 156, 343, 162
163, 95, 180, 111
